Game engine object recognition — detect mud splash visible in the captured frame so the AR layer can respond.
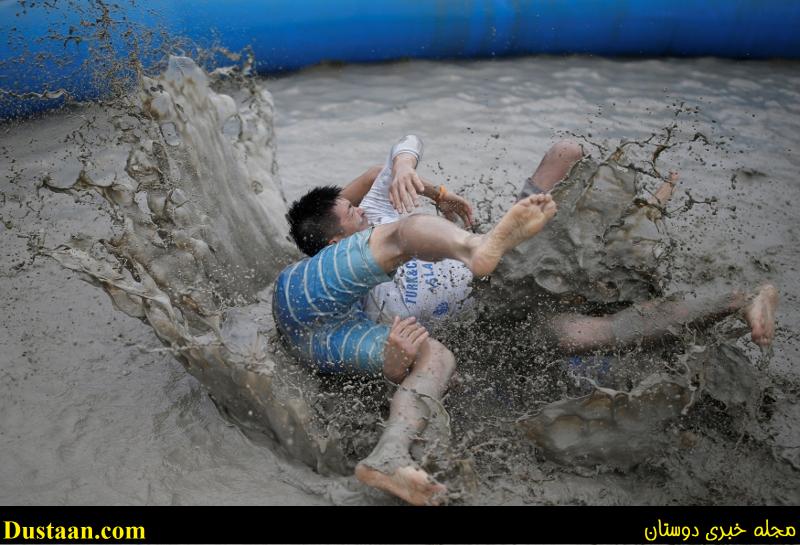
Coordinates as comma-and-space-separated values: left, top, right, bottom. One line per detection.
4, 30, 799, 503
519, 339, 760, 469
40, 55, 353, 474
34, 52, 458, 485
32, 53, 688, 479
489, 153, 666, 310
38, 55, 792, 496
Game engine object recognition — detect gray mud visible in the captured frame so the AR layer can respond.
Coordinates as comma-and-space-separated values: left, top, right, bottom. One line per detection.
2, 55, 800, 505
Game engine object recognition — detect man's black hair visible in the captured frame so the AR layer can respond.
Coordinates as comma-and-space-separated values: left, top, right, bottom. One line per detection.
287, 185, 343, 256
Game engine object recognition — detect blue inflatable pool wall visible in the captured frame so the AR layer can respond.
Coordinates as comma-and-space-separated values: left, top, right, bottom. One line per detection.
1, 0, 799, 119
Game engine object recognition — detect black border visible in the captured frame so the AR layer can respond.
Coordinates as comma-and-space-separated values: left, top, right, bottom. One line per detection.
1, 506, 799, 544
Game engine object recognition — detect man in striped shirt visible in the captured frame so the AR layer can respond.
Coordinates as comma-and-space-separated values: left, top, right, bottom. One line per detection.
274, 137, 558, 505
276, 135, 779, 504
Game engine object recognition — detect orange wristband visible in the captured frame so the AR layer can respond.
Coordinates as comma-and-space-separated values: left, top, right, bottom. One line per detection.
435, 185, 447, 203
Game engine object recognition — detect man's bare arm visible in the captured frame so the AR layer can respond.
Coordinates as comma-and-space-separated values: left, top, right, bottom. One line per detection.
340, 165, 383, 206
389, 153, 424, 213
418, 177, 474, 227
389, 170, 474, 227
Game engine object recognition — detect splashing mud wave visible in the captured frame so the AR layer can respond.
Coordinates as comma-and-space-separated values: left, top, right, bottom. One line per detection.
4, 41, 799, 503
34, 55, 775, 484
42, 56, 353, 474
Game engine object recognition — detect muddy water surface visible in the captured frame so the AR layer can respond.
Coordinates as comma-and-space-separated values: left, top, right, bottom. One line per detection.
2, 56, 799, 505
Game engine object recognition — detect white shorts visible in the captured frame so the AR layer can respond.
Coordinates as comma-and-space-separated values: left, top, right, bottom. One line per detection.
363, 257, 475, 328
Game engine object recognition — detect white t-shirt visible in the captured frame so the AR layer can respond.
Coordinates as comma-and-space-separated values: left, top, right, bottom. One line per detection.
360, 139, 475, 328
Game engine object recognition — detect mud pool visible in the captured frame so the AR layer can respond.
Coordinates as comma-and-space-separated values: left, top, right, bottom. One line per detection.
2, 56, 799, 504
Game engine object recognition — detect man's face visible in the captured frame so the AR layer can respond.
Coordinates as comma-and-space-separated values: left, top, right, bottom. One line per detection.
330, 197, 369, 243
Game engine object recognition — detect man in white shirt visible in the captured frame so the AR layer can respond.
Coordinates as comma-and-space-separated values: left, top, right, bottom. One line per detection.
357, 137, 587, 330
338, 135, 777, 358
282, 134, 778, 505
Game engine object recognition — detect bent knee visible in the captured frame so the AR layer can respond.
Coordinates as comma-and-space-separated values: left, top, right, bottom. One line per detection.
548, 139, 584, 163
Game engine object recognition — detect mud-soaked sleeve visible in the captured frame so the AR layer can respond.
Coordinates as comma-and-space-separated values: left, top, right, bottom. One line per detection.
390, 134, 423, 163
361, 134, 424, 226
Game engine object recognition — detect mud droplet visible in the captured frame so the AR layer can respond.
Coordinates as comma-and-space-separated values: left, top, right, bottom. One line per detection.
160, 122, 181, 146
222, 115, 241, 140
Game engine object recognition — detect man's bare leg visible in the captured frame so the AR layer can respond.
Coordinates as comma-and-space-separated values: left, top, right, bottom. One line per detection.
548, 284, 779, 353
355, 339, 455, 505
369, 193, 558, 277
355, 194, 557, 504
518, 139, 584, 199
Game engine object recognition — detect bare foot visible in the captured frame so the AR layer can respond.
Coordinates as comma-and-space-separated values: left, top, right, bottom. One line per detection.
469, 194, 557, 277
743, 284, 779, 347
355, 462, 447, 506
